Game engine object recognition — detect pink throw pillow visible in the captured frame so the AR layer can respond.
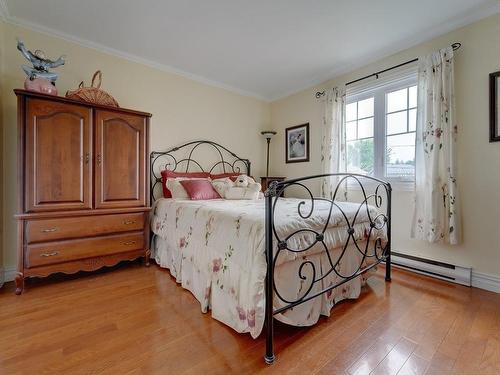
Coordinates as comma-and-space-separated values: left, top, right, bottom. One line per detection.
160, 170, 210, 198
180, 179, 221, 200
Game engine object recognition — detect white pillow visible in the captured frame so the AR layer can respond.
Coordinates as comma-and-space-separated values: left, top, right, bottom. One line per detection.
211, 178, 234, 198
166, 177, 209, 199
225, 186, 261, 200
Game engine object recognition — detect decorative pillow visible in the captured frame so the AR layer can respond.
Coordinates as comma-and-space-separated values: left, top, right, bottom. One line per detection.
210, 172, 240, 181
211, 177, 234, 198
225, 186, 261, 200
180, 179, 221, 200
165, 178, 192, 199
160, 170, 210, 198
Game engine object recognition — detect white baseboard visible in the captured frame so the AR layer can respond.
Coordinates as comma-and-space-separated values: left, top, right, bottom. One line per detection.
0, 266, 17, 289
471, 271, 500, 294
2, 266, 17, 284
1, 261, 498, 294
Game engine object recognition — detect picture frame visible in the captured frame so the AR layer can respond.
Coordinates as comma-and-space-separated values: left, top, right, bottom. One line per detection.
285, 123, 310, 163
490, 70, 500, 142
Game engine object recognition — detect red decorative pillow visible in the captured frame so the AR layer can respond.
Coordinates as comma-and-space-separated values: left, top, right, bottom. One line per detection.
161, 170, 210, 198
210, 172, 240, 181
180, 179, 221, 200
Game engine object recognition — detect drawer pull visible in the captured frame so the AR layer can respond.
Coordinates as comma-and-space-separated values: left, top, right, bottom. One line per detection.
123, 220, 136, 225
41, 227, 58, 233
40, 251, 59, 257
123, 241, 136, 246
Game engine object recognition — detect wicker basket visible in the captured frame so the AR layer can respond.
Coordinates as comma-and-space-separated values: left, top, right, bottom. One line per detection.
65, 71, 119, 107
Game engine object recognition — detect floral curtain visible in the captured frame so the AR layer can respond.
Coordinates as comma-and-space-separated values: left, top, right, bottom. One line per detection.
411, 46, 461, 244
320, 87, 347, 200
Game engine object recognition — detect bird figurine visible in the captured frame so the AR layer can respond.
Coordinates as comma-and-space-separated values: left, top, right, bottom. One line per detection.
17, 39, 66, 95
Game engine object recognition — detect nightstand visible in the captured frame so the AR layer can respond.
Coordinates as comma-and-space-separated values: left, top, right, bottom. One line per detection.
260, 176, 286, 197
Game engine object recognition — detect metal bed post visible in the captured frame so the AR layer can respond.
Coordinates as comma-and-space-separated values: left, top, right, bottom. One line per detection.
385, 184, 392, 282
264, 185, 275, 365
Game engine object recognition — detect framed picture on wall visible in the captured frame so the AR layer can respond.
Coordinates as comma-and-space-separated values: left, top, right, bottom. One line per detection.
285, 123, 310, 163
490, 70, 500, 142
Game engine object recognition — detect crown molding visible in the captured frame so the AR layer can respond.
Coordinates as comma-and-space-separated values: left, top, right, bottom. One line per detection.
2, 13, 269, 102
269, 1, 500, 101
0, 0, 9, 21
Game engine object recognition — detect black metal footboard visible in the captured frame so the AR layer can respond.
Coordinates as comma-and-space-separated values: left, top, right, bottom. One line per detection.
263, 173, 392, 364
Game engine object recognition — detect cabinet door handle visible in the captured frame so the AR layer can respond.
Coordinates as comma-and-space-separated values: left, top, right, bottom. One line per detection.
123, 241, 136, 246
41, 227, 58, 233
123, 220, 136, 225
40, 251, 59, 257
85, 153, 90, 164
97, 154, 102, 165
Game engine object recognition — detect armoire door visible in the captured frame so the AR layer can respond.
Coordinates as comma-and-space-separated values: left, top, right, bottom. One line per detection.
95, 110, 147, 208
25, 98, 92, 212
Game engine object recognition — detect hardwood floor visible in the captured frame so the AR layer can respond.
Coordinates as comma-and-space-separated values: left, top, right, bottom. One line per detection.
0, 262, 499, 375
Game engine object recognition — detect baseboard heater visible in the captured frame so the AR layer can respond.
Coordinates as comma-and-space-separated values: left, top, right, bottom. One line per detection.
388, 252, 471, 287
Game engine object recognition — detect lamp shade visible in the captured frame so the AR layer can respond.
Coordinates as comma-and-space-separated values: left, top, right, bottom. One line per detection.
261, 130, 277, 140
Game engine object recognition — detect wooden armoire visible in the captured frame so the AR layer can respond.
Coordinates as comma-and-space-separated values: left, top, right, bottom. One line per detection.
14, 89, 152, 294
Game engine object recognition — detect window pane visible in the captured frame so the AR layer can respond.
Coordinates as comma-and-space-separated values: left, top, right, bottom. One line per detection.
387, 111, 407, 135
346, 121, 357, 141
386, 133, 415, 179
409, 108, 417, 131
347, 138, 374, 175
358, 117, 374, 138
358, 97, 374, 118
346, 102, 357, 122
409, 85, 417, 108
387, 88, 408, 113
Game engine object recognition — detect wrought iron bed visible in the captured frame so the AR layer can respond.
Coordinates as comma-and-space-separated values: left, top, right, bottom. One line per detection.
150, 140, 392, 365
150, 140, 251, 200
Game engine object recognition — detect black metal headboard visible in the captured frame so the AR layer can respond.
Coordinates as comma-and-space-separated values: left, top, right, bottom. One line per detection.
150, 140, 251, 201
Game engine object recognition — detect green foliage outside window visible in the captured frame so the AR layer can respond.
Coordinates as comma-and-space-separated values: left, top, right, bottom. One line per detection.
347, 139, 374, 174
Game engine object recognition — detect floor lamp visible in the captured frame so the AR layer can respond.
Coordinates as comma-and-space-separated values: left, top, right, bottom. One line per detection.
261, 130, 277, 178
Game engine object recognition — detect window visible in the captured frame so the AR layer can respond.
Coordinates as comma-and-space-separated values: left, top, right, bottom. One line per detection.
346, 74, 417, 186
346, 97, 375, 175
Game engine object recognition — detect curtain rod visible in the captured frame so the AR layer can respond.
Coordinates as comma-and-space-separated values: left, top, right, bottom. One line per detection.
315, 42, 461, 99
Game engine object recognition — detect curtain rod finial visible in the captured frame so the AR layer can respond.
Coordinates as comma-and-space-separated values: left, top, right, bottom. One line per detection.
315, 91, 325, 99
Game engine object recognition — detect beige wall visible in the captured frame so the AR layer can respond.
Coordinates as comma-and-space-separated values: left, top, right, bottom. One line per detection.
1, 22, 270, 271
2, 13, 500, 279
270, 13, 500, 277
0, 20, 5, 274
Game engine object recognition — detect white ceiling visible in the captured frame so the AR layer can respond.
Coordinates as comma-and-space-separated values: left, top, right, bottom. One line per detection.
2, 0, 500, 101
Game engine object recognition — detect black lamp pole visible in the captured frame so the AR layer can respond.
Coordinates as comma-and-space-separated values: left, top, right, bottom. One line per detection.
261, 130, 277, 178
266, 138, 271, 177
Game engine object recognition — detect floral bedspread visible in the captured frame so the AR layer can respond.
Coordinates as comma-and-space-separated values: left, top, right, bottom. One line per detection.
151, 198, 386, 338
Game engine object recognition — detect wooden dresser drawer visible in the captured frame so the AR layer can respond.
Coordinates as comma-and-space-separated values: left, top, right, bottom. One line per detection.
26, 213, 145, 243
25, 232, 144, 268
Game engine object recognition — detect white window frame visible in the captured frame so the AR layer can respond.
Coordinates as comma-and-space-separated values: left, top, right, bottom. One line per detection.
346, 74, 417, 191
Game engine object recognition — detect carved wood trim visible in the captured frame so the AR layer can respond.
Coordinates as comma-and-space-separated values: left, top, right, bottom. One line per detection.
23, 250, 145, 278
